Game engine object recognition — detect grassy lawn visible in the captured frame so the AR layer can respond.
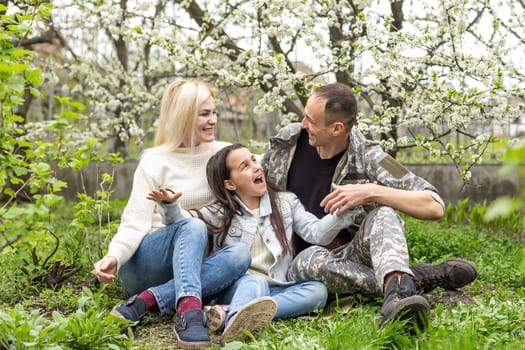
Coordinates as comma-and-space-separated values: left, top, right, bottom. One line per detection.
1, 204, 524, 349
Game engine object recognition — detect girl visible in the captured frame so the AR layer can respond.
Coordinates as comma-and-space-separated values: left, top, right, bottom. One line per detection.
147, 144, 360, 345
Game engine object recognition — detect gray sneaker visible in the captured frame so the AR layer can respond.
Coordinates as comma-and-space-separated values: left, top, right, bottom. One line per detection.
411, 258, 477, 294
221, 297, 277, 346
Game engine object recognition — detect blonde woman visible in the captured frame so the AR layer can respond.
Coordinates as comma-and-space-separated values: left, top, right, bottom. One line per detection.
93, 79, 251, 350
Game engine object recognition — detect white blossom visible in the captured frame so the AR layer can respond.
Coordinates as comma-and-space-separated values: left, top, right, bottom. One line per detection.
30, 0, 522, 175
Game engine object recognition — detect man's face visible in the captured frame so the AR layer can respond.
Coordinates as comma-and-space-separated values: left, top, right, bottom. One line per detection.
301, 95, 334, 147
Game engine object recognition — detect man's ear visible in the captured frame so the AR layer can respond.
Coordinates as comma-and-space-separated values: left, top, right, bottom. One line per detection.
332, 121, 346, 135
224, 179, 236, 191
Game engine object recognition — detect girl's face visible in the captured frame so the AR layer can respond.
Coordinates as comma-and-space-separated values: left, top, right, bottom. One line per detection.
224, 147, 267, 209
194, 96, 217, 145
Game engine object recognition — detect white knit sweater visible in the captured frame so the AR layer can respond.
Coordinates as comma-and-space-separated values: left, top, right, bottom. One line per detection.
106, 141, 230, 268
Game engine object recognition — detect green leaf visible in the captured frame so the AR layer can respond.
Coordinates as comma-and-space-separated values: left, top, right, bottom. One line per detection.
40, 193, 64, 207
8, 114, 25, 123
38, 4, 52, 17
25, 68, 42, 85
11, 48, 33, 59
9, 62, 29, 73
3, 187, 15, 197
29, 86, 41, 97
52, 180, 68, 192
44, 118, 69, 130
54, 96, 70, 105
69, 100, 86, 111
5, 79, 25, 94
60, 109, 84, 120
11, 166, 29, 176
29, 162, 52, 175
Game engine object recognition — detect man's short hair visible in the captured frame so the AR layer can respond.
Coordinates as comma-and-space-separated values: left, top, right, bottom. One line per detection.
313, 83, 357, 131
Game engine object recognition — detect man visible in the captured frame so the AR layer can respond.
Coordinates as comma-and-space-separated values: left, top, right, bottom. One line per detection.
262, 82, 477, 328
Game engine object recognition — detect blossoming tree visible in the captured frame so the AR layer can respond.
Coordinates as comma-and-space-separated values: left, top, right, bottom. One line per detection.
20, 0, 525, 179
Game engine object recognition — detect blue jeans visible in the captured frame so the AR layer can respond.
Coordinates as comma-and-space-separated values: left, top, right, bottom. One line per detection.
118, 218, 251, 315
218, 274, 328, 322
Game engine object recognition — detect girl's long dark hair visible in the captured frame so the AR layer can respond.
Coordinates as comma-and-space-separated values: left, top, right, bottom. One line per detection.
192, 144, 293, 256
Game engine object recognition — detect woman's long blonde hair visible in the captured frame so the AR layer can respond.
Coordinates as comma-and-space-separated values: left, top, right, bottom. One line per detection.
154, 79, 216, 150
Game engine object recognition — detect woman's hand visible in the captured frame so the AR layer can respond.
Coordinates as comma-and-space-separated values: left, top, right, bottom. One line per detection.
93, 256, 118, 283
146, 188, 182, 203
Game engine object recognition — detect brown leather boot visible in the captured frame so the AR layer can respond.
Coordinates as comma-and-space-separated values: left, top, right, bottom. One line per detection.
380, 274, 430, 330
411, 258, 477, 294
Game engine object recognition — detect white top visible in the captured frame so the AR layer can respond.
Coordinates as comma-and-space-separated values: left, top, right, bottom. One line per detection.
246, 208, 276, 283
106, 141, 230, 269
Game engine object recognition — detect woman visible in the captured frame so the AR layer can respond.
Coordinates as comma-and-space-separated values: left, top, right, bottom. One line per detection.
148, 144, 360, 346
93, 80, 251, 350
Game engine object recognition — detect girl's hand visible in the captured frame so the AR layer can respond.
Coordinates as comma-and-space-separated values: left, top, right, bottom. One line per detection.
146, 188, 182, 203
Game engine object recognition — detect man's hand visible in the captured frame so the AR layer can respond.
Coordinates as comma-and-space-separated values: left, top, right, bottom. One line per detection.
322, 182, 445, 220
147, 188, 182, 203
93, 256, 118, 283
321, 182, 375, 216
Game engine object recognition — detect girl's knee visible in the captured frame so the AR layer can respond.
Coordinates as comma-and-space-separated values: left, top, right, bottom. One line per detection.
168, 218, 208, 242
237, 274, 269, 291
305, 281, 328, 307
241, 273, 267, 285
184, 217, 208, 232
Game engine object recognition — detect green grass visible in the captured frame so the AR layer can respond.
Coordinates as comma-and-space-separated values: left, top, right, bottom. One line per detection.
1, 204, 524, 349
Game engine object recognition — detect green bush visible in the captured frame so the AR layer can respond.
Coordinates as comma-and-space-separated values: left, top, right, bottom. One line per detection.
0, 288, 133, 350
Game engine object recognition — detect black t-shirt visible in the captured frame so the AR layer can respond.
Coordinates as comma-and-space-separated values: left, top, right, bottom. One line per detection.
287, 129, 349, 253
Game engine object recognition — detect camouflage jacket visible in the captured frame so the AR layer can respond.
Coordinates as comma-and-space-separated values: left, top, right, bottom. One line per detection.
261, 123, 444, 226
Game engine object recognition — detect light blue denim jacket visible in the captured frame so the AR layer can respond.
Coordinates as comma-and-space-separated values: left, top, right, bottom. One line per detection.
160, 191, 359, 285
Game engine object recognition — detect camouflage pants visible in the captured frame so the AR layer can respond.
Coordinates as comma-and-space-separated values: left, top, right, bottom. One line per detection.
286, 206, 412, 296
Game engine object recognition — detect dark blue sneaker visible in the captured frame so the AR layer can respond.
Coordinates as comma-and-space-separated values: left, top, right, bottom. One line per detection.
174, 310, 211, 349
110, 294, 148, 322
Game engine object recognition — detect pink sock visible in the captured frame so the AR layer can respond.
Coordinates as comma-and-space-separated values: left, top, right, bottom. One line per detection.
138, 290, 157, 310
177, 296, 202, 313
